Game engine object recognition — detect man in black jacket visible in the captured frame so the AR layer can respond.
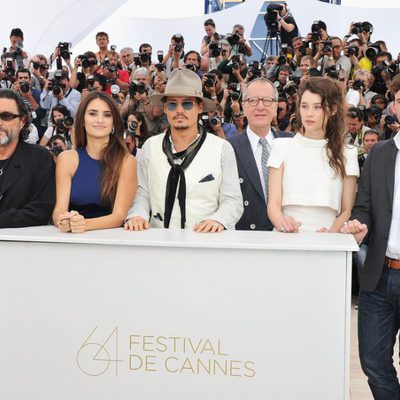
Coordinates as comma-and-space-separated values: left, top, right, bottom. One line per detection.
342, 74, 400, 399
229, 78, 292, 231
0, 89, 55, 228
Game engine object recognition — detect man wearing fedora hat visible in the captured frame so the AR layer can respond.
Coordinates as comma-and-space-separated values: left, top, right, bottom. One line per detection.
124, 68, 243, 232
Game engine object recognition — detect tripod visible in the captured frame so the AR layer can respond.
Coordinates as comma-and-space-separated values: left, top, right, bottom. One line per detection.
260, 30, 281, 64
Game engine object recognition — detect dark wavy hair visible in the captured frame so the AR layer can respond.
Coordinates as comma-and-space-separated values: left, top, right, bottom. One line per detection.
0, 89, 31, 141
297, 77, 346, 178
74, 91, 128, 206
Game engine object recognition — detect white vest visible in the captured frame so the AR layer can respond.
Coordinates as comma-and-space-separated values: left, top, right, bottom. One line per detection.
148, 133, 224, 229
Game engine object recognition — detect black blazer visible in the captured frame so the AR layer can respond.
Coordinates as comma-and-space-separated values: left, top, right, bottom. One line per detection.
228, 128, 293, 231
351, 139, 398, 291
0, 141, 55, 228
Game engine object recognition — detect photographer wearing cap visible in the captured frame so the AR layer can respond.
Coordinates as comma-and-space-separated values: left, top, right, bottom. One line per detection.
0, 89, 55, 228
124, 68, 243, 233
40, 70, 81, 119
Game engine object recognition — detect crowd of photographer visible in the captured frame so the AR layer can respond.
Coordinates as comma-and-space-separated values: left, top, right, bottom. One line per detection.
1, 7, 400, 166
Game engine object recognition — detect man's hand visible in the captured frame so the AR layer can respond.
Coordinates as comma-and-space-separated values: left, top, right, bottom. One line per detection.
124, 216, 150, 231
194, 220, 224, 233
340, 219, 368, 244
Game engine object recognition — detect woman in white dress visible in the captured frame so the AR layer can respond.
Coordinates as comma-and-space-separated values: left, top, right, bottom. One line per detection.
267, 77, 359, 233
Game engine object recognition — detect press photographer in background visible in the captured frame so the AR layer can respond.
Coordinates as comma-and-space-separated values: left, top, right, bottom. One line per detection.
162, 33, 185, 77
98, 51, 130, 94
8, 28, 28, 69
200, 19, 225, 57
48, 134, 68, 162
0, 52, 18, 88
124, 111, 149, 156
39, 104, 74, 149
201, 104, 238, 140
70, 51, 107, 93
265, 2, 299, 47
120, 68, 163, 136
12, 68, 46, 139
40, 69, 81, 119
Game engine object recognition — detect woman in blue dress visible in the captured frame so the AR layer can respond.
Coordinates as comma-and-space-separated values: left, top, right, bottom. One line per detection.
53, 91, 137, 233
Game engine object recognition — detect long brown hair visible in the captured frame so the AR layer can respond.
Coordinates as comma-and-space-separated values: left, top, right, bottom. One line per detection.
74, 91, 128, 206
297, 77, 346, 178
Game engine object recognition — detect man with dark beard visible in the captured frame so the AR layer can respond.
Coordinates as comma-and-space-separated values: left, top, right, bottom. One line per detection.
124, 69, 243, 232
0, 89, 55, 227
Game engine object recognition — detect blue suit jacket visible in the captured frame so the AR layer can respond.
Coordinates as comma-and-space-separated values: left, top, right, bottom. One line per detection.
228, 128, 293, 231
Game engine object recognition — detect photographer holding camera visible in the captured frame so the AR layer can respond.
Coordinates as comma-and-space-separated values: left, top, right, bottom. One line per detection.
200, 19, 225, 57
8, 28, 28, 70
266, 2, 299, 46
98, 51, 130, 94
121, 68, 163, 136
182, 51, 202, 78
40, 69, 81, 120
12, 68, 46, 138
39, 104, 73, 149
70, 51, 106, 93
162, 34, 185, 77
48, 134, 67, 162
203, 104, 238, 140
230, 24, 252, 57
202, 69, 224, 106
0, 53, 18, 88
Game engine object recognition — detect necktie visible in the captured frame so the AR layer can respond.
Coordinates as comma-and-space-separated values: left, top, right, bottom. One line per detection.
259, 138, 271, 200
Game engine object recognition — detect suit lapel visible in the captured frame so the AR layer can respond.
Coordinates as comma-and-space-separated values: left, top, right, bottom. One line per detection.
386, 140, 398, 205
236, 132, 265, 200
0, 141, 25, 197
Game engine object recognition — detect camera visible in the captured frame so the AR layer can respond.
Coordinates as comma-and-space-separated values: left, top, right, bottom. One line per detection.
209, 42, 222, 58
210, 116, 220, 127
172, 33, 183, 52
365, 106, 382, 123
283, 80, 297, 97
366, 43, 380, 60
50, 145, 64, 157
347, 46, 359, 57
103, 57, 117, 73
20, 81, 30, 93
352, 21, 373, 35
58, 42, 71, 60
127, 121, 138, 134
48, 70, 65, 95
4, 57, 15, 78
86, 74, 95, 91
325, 65, 340, 80
157, 51, 164, 63
352, 79, 365, 91
133, 53, 141, 66
204, 73, 216, 88
226, 33, 240, 46
185, 64, 197, 72
277, 55, 287, 65
264, 3, 283, 33
385, 115, 397, 125
322, 41, 333, 54
140, 53, 151, 64
55, 116, 74, 130
129, 81, 147, 97
79, 55, 96, 69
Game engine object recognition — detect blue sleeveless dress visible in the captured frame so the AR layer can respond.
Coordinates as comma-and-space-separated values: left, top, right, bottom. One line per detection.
70, 148, 111, 218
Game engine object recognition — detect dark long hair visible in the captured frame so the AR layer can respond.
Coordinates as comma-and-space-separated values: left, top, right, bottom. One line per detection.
297, 77, 346, 178
74, 91, 128, 206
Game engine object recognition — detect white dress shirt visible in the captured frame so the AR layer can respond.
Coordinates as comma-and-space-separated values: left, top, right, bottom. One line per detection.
246, 127, 274, 196
386, 132, 400, 259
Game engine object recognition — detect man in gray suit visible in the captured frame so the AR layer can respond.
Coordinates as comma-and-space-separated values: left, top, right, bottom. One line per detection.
229, 78, 292, 231
342, 74, 400, 399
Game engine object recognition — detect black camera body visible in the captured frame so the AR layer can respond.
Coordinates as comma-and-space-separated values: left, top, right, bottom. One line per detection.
51, 145, 64, 157
204, 73, 216, 88
322, 41, 333, 54
209, 42, 221, 58
79, 55, 96, 69
226, 33, 240, 46
129, 81, 147, 97
20, 81, 30, 93
156, 63, 166, 72
103, 58, 117, 73
58, 42, 71, 60
347, 46, 359, 58
385, 115, 397, 125
352, 79, 365, 91
127, 121, 138, 134
48, 70, 65, 96
264, 4, 283, 33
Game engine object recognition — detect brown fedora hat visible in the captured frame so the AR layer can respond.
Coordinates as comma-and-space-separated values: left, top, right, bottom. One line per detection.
149, 68, 216, 112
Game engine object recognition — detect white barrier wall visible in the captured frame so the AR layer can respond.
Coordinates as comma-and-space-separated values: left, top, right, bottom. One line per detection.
0, 226, 357, 400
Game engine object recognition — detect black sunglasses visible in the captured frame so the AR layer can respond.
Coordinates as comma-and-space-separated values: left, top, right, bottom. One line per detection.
0, 112, 22, 121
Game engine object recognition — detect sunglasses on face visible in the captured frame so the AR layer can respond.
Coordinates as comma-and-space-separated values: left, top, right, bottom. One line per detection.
0, 112, 22, 121
165, 100, 196, 111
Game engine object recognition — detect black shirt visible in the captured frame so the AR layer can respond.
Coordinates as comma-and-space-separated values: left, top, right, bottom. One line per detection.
280, 15, 299, 46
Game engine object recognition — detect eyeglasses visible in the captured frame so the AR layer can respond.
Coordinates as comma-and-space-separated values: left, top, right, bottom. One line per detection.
244, 96, 275, 107
0, 112, 22, 121
165, 100, 196, 111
